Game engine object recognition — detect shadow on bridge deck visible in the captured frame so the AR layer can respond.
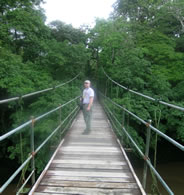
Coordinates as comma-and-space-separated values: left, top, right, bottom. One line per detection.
29, 102, 145, 195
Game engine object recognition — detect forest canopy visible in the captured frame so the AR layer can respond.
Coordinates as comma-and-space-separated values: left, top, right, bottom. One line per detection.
88, 0, 184, 146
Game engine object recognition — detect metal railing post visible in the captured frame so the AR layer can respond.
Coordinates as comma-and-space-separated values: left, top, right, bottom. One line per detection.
59, 104, 62, 140
122, 106, 129, 145
30, 116, 36, 185
142, 119, 152, 189
122, 108, 125, 128
122, 107, 126, 143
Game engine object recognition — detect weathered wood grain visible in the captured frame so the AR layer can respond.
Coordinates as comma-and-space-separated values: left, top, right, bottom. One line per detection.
46, 170, 132, 178
52, 159, 126, 165
39, 180, 139, 189
29, 102, 144, 195
35, 186, 141, 195
49, 166, 129, 172
43, 175, 135, 183
49, 163, 127, 170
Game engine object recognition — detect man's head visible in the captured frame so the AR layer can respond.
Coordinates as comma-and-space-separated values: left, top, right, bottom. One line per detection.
84, 80, 91, 88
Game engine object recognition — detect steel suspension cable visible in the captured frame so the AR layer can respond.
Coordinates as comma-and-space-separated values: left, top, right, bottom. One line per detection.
102, 67, 184, 112
0, 73, 80, 105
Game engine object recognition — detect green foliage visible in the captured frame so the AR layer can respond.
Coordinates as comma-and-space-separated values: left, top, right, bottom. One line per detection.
0, 0, 87, 176
0, 47, 53, 97
137, 30, 184, 83
1, 0, 184, 184
49, 20, 87, 44
88, 0, 184, 158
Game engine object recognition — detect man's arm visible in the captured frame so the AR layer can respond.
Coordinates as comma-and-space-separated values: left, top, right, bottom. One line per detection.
87, 97, 94, 111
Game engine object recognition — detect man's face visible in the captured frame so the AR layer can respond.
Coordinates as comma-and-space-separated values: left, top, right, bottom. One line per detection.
84, 82, 90, 88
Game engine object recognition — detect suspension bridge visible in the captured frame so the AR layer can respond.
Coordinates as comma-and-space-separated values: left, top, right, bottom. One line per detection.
0, 69, 183, 195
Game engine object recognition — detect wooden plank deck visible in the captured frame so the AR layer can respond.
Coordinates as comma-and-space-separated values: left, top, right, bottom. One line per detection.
29, 102, 145, 195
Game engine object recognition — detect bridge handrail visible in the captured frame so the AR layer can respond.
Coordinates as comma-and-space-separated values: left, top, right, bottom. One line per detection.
0, 73, 80, 105
17, 106, 79, 195
0, 96, 80, 142
102, 67, 184, 112
100, 96, 173, 195
0, 98, 80, 194
99, 91, 184, 152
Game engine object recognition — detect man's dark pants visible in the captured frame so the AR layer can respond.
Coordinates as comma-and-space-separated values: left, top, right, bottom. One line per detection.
82, 104, 92, 132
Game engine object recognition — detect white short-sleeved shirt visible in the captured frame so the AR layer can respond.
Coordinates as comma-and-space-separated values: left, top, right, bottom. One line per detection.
83, 87, 94, 104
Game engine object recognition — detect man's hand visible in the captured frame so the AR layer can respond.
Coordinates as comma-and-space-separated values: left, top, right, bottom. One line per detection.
86, 106, 90, 111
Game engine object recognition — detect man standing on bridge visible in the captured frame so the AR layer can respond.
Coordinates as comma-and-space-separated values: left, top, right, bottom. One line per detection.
82, 80, 94, 134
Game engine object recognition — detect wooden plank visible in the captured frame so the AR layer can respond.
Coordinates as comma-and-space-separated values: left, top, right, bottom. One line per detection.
69, 129, 112, 133
59, 146, 121, 152
74, 125, 110, 128
55, 151, 123, 157
52, 159, 127, 165
55, 152, 124, 158
49, 163, 126, 170
39, 180, 139, 189
64, 137, 115, 143
46, 170, 132, 178
36, 186, 141, 195
72, 125, 110, 128
29, 102, 144, 195
48, 167, 129, 172
57, 149, 120, 157
74, 120, 109, 124
78, 123, 109, 126
55, 152, 123, 157
65, 142, 116, 146
34, 192, 139, 195
43, 175, 135, 183
68, 134, 114, 138
78, 122, 110, 126
54, 155, 124, 161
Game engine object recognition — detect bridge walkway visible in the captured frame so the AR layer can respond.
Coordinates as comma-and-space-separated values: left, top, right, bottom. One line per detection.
29, 101, 145, 195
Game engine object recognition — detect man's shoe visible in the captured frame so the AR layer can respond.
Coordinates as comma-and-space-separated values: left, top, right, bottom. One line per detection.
82, 131, 88, 135
82, 130, 90, 135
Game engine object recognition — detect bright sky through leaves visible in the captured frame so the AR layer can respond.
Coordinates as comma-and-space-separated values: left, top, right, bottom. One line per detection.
41, 0, 116, 28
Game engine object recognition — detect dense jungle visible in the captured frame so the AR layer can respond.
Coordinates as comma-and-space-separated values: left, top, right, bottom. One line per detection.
0, 0, 184, 194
